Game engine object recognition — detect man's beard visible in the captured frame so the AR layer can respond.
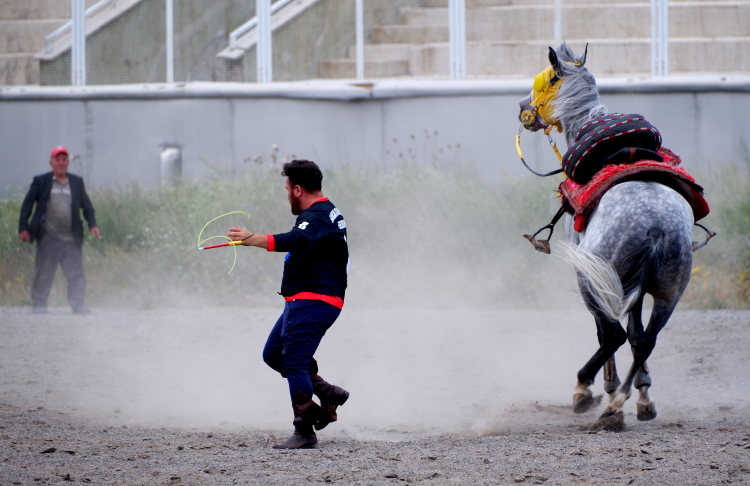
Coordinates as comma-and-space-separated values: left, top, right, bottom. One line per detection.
290, 194, 303, 215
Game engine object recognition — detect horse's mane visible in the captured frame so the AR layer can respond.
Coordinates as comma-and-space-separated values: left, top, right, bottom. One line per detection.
552, 43, 608, 147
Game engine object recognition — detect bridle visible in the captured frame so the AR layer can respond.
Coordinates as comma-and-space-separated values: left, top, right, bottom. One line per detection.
516, 62, 580, 178
516, 124, 564, 177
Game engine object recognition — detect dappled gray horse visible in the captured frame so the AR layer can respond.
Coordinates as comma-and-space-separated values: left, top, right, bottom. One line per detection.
518, 43, 697, 421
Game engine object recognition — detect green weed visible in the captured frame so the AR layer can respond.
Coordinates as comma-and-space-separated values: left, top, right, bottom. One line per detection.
3, 158, 748, 310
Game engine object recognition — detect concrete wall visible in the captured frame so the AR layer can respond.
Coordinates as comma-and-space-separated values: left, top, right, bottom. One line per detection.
1, 75, 749, 196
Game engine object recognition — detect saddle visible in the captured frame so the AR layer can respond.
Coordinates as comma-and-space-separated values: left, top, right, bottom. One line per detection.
563, 113, 663, 185
523, 115, 714, 254
559, 147, 710, 232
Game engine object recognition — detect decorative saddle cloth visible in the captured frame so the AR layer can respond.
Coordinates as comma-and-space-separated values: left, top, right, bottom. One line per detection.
563, 113, 663, 185
559, 147, 710, 233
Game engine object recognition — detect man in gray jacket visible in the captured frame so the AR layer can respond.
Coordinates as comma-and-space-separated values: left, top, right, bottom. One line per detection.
18, 146, 101, 314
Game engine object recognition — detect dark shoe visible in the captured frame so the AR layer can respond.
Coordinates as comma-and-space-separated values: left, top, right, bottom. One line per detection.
272, 429, 318, 449
291, 392, 335, 431
311, 375, 349, 407
32, 306, 48, 314
72, 306, 91, 314
310, 374, 349, 430
272, 392, 329, 449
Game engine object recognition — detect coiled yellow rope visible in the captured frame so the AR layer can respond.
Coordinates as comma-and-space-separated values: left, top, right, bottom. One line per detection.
196, 211, 251, 274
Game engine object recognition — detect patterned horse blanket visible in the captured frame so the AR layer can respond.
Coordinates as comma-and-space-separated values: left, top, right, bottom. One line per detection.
559, 147, 710, 233
563, 113, 663, 185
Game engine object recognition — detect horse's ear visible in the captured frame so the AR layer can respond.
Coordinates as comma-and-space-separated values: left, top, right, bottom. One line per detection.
548, 47, 560, 70
578, 43, 589, 67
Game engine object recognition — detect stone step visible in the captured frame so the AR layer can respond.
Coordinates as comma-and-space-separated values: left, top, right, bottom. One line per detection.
371, 24, 449, 43
0, 53, 40, 85
419, 0, 512, 7
0, 19, 67, 54
0, 0, 98, 21
319, 58, 410, 79
348, 43, 414, 59
420, 0, 668, 6
396, 3, 750, 39
334, 38, 750, 78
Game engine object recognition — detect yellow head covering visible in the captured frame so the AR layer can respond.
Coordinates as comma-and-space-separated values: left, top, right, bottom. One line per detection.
529, 66, 563, 131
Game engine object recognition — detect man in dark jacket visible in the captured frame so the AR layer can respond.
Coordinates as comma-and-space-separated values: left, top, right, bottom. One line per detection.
227, 159, 349, 449
18, 146, 100, 314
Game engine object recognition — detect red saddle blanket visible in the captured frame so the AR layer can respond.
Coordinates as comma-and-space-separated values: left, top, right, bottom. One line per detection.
559, 148, 710, 233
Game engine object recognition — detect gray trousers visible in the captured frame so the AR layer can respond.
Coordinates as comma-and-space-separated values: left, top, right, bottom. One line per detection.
32, 233, 86, 310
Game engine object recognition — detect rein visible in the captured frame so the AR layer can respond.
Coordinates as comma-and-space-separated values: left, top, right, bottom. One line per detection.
516, 62, 574, 178
515, 123, 564, 177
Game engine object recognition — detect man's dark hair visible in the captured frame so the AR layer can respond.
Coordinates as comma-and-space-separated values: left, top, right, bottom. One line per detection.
281, 159, 323, 192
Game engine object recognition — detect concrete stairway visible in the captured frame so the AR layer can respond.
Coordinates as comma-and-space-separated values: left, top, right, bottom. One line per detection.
0, 0, 96, 85
320, 0, 750, 79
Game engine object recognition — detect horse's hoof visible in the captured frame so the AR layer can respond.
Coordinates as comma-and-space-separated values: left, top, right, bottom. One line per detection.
573, 393, 601, 413
637, 403, 657, 421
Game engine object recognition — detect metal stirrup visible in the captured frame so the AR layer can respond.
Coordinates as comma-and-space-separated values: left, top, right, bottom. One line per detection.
692, 222, 716, 252
523, 205, 568, 254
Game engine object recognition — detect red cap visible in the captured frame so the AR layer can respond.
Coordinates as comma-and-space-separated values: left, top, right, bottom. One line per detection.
50, 146, 68, 158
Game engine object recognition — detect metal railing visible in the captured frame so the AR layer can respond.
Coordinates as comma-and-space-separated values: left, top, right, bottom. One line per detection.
47, 0, 692, 86
229, 0, 293, 51
166, 0, 174, 83
71, 0, 86, 86
651, 0, 669, 76
256, 0, 273, 83
227, 0, 364, 83
44, 0, 115, 53
355, 0, 364, 80
449, 0, 466, 80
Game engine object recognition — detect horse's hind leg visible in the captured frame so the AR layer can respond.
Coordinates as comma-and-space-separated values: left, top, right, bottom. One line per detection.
603, 297, 634, 400
599, 295, 642, 416
634, 361, 656, 421
626, 295, 657, 420
574, 288, 628, 413
604, 299, 675, 420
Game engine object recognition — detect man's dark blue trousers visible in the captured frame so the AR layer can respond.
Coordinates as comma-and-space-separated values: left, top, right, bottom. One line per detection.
263, 299, 341, 400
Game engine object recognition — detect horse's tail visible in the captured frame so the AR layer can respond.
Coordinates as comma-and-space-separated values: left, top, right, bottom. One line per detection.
558, 228, 666, 323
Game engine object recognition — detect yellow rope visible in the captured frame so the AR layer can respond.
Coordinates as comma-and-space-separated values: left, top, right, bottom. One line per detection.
197, 211, 251, 274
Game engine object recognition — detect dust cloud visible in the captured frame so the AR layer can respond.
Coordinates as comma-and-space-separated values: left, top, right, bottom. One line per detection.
1, 306, 600, 436
8, 304, 746, 441
3, 163, 747, 440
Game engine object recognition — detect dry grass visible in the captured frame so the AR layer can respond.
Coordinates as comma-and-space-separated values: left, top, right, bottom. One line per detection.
680, 155, 750, 309
2, 157, 748, 310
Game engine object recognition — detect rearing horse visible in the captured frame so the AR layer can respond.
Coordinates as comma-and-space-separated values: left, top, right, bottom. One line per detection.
518, 43, 697, 422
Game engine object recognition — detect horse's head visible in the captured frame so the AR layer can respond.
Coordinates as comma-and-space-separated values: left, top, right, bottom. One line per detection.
518, 43, 605, 146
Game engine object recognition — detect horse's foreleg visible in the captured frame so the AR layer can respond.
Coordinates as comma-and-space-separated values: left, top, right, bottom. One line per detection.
604, 300, 674, 420
573, 380, 598, 413
603, 356, 621, 400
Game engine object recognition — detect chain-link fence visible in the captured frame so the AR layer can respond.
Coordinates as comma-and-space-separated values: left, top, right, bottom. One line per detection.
24, 0, 750, 86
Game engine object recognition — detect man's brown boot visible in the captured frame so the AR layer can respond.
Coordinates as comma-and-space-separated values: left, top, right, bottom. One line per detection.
310, 374, 349, 430
272, 392, 331, 449
271, 426, 317, 449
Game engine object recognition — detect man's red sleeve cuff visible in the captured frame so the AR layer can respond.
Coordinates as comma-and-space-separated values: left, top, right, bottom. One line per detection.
267, 234, 275, 252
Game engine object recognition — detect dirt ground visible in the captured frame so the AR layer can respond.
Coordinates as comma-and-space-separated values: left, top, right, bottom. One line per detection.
1, 306, 749, 485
